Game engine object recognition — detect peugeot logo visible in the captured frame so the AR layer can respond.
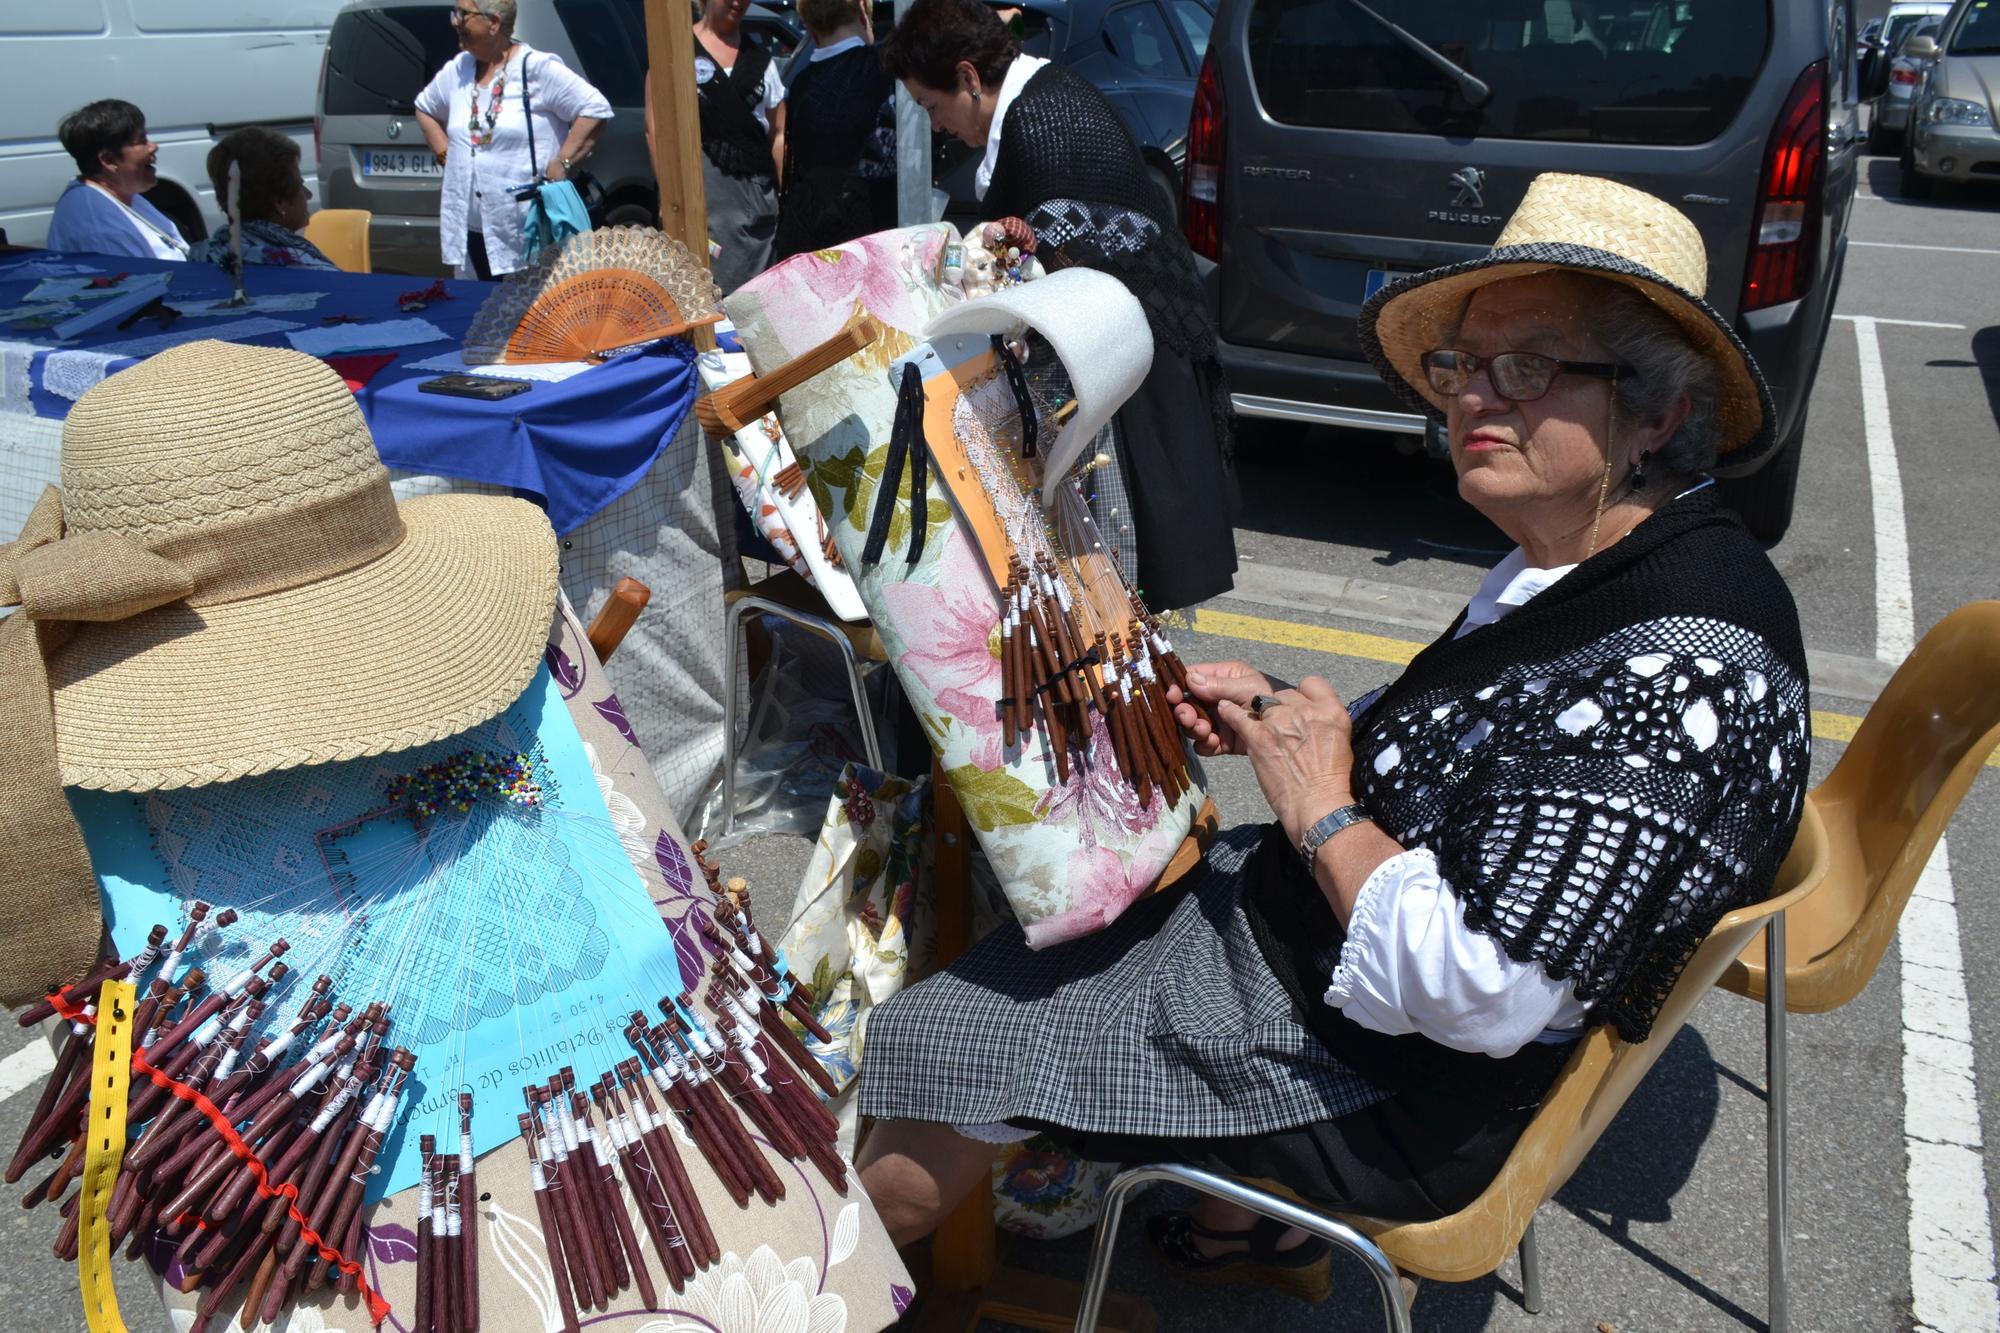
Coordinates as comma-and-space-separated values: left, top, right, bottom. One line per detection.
1449, 166, 1485, 209
387, 119, 402, 140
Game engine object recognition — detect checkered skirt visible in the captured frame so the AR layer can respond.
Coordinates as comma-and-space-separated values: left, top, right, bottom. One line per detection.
856, 824, 1390, 1137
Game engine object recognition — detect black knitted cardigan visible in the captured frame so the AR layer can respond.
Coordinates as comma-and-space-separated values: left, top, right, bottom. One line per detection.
981, 63, 1238, 609
1248, 489, 1812, 1086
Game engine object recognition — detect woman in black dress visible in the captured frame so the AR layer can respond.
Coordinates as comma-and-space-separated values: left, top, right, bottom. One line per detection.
879, 0, 1237, 611
692, 0, 787, 291
774, 0, 897, 260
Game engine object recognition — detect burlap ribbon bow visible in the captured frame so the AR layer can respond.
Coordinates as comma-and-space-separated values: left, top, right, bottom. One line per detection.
0, 487, 198, 1006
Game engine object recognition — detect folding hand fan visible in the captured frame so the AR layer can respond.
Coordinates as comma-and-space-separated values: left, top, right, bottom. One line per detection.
463, 225, 724, 364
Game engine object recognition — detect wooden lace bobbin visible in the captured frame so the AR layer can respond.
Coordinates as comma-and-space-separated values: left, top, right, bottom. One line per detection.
595, 1078, 695, 1286
521, 1113, 583, 1333
575, 1088, 658, 1310
530, 1085, 608, 1310
612, 1061, 717, 1267
553, 1072, 628, 1298
300, 1048, 416, 1295
414, 1136, 436, 1333
597, 1072, 696, 1270
655, 1013, 786, 1203
457, 1091, 481, 1332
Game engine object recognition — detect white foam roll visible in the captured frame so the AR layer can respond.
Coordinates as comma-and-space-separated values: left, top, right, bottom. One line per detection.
922, 268, 1153, 506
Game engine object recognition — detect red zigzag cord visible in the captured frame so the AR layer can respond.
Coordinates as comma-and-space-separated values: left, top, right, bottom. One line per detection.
46, 987, 394, 1327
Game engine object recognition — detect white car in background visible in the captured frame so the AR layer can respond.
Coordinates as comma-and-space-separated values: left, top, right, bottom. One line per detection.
1870, 14, 1948, 148
0, 0, 346, 248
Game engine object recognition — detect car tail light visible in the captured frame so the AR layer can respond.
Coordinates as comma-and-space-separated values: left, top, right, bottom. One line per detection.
1742, 60, 1826, 312
1183, 48, 1222, 262
314, 45, 329, 169
1890, 64, 1921, 86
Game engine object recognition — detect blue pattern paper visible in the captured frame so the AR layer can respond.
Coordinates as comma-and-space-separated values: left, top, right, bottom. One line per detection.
71, 664, 684, 1201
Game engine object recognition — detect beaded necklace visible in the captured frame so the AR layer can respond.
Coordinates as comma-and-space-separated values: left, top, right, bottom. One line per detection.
467, 54, 512, 152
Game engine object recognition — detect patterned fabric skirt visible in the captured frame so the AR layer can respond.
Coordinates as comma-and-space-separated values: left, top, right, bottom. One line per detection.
856, 824, 1392, 1137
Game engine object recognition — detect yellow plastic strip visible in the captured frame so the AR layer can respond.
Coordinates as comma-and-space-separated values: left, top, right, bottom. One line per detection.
77, 978, 135, 1333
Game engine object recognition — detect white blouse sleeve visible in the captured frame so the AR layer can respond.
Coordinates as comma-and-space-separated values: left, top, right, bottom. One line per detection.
1323, 848, 1590, 1057
415, 59, 458, 123
532, 53, 614, 122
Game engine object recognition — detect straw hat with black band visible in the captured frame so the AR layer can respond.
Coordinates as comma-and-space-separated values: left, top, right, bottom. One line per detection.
1359, 171, 1777, 467
0, 340, 559, 1006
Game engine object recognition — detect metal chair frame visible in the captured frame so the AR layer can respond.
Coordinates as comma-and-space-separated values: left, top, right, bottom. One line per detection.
718, 592, 885, 842
1073, 846, 1812, 1333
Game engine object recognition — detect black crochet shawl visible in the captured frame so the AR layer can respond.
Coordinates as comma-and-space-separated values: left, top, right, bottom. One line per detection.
1248, 489, 1812, 1095
981, 63, 1238, 609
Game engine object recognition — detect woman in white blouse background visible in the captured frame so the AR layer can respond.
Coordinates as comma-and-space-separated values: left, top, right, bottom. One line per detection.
415, 0, 610, 279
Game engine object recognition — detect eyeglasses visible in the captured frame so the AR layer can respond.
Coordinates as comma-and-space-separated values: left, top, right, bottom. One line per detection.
448, 5, 487, 25
1420, 349, 1631, 402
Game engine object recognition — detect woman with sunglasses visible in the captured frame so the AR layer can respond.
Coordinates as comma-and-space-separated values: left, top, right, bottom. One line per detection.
851, 174, 1812, 1301
415, 0, 610, 278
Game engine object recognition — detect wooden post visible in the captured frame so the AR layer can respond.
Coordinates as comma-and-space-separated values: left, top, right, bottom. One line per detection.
643, 0, 717, 348
643, 0, 709, 264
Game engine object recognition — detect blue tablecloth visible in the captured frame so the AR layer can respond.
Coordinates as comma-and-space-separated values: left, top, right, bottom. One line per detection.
0, 250, 699, 535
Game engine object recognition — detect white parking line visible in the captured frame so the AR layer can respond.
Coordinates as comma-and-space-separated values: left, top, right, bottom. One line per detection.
0, 1039, 55, 1104
1835, 314, 1968, 330
1852, 316, 1915, 664
1901, 842, 1999, 1332
1853, 240, 2000, 256
1855, 315, 2000, 1331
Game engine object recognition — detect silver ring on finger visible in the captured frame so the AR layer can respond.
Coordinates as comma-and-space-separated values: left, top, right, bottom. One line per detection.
1249, 694, 1282, 719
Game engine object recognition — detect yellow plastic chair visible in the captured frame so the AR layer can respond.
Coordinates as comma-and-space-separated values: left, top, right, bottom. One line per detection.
1074, 801, 1831, 1333
1715, 599, 2000, 1331
301, 208, 372, 273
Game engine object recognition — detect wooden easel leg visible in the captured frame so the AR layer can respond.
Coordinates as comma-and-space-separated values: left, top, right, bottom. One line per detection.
913, 764, 1154, 1333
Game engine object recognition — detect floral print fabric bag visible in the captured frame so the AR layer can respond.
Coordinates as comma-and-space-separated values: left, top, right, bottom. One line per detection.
725, 225, 1209, 948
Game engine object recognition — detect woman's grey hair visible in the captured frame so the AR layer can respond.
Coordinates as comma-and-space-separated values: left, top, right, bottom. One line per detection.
1576, 275, 1724, 478
484, 0, 518, 33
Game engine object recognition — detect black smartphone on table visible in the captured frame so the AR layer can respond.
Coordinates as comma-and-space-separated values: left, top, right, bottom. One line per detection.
418, 373, 533, 401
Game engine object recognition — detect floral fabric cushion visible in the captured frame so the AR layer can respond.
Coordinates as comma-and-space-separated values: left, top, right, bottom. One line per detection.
725, 225, 1206, 947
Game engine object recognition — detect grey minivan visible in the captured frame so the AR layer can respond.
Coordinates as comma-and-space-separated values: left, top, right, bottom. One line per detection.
316, 0, 800, 276
1185, 0, 1862, 540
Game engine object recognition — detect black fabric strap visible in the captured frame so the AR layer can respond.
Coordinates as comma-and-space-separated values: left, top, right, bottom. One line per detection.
861, 363, 930, 567
523, 52, 537, 178
992, 335, 1038, 457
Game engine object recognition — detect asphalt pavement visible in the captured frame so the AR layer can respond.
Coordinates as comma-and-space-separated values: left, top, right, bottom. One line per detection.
4, 154, 1995, 1333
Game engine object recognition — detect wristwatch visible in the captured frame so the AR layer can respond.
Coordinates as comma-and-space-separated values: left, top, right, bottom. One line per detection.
1298, 803, 1373, 868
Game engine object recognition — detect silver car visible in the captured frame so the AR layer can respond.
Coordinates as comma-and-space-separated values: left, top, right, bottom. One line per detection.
1870, 13, 1948, 145
1900, 0, 2000, 195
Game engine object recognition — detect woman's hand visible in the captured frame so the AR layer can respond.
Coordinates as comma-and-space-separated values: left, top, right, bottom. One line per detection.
542, 158, 568, 182
1208, 675, 1358, 844
1167, 660, 1285, 757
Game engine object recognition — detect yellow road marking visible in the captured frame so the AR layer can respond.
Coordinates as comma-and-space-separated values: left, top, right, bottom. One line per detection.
1191, 607, 1995, 768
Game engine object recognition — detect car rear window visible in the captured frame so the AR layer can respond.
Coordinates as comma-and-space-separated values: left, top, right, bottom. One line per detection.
555, 0, 648, 105
1949, 1, 2000, 54
1246, 0, 1772, 144
325, 7, 461, 117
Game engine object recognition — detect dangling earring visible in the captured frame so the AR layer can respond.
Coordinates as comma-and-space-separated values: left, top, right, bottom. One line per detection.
1629, 449, 1653, 491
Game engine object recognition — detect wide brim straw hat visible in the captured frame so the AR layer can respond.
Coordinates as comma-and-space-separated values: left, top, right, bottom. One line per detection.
0, 340, 557, 1001
1359, 172, 1776, 464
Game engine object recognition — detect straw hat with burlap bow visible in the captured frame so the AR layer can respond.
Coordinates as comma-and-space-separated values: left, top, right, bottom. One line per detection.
0, 340, 559, 1005
1359, 172, 1777, 464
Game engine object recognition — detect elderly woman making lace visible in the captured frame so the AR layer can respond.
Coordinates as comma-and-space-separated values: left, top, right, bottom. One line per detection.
853, 174, 1813, 1298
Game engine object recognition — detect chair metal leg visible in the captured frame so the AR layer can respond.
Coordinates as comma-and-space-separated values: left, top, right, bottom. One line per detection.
1766, 912, 1789, 1333
720, 597, 883, 843
719, 595, 754, 841
1074, 1163, 1413, 1333
1518, 1215, 1544, 1315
